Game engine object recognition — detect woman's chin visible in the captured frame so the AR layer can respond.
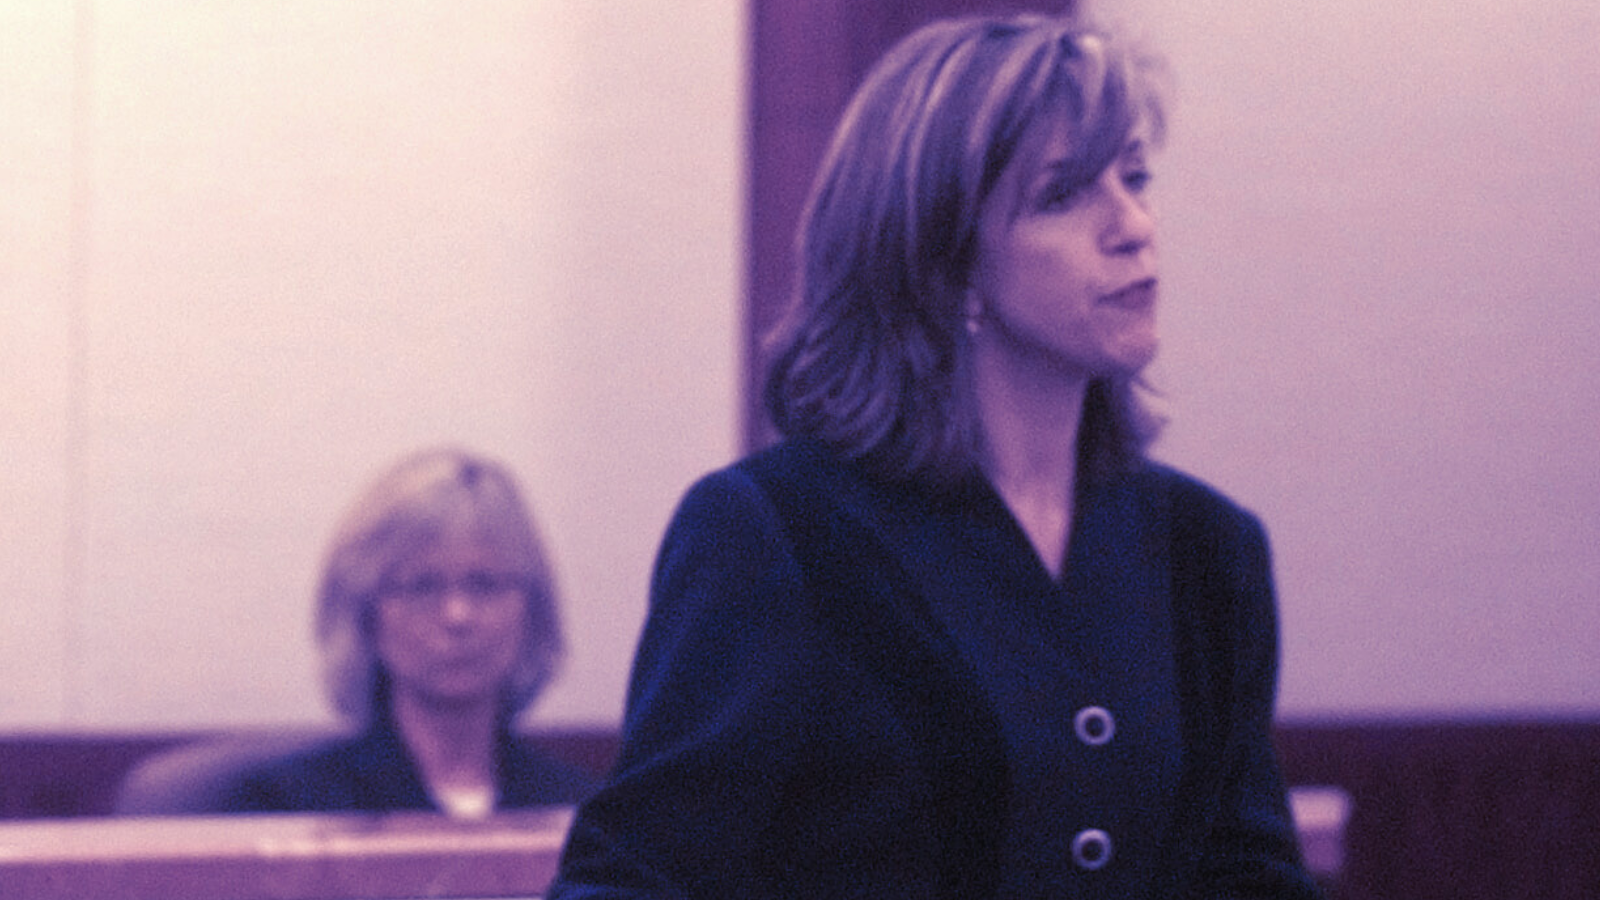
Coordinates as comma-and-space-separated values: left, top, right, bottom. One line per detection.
1107, 335, 1158, 377
399, 674, 507, 711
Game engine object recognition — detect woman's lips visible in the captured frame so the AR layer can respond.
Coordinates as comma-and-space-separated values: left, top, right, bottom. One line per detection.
1100, 277, 1158, 310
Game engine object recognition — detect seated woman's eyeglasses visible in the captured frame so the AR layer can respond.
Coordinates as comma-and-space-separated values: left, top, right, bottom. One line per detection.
379, 572, 526, 610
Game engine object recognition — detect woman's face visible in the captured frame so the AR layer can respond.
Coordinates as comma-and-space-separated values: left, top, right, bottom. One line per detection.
967, 116, 1159, 386
373, 529, 528, 712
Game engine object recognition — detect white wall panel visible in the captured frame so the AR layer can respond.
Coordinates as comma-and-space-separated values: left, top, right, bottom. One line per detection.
1, 1, 77, 725
4, 0, 741, 730
1126, 0, 1600, 717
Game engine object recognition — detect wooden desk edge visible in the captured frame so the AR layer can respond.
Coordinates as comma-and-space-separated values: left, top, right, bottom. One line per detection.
0, 807, 574, 900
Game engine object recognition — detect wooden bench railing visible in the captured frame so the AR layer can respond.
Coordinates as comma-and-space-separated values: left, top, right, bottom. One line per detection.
3, 721, 1597, 900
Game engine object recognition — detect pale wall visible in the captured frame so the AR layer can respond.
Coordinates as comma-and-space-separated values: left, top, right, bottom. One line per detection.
2, 0, 1596, 732
1125, 0, 1600, 718
1, 0, 743, 730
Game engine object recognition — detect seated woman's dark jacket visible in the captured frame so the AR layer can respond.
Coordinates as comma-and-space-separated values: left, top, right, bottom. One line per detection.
221, 705, 597, 813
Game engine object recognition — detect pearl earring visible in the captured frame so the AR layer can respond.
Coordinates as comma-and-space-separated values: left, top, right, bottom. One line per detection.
964, 295, 983, 336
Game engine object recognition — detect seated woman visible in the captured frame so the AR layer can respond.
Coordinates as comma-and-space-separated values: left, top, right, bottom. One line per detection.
224, 446, 596, 816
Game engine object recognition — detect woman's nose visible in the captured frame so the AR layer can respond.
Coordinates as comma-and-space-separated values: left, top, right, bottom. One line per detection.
440, 589, 476, 622
1102, 184, 1156, 256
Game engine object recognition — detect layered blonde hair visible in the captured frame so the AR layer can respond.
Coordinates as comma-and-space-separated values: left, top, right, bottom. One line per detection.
316, 447, 563, 724
763, 13, 1167, 487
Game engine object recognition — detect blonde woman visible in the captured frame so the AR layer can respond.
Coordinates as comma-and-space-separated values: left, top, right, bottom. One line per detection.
552, 12, 1320, 898
227, 447, 593, 816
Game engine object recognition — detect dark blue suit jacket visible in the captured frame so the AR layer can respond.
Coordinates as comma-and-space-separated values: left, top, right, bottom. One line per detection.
552, 439, 1321, 899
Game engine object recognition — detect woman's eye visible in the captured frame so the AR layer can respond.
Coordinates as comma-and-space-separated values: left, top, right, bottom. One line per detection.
1123, 167, 1152, 194
401, 574, 447, 598
1037, 180, 1087, 211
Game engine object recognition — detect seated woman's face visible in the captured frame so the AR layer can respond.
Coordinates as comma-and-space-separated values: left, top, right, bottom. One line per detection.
373, 531, 528, 711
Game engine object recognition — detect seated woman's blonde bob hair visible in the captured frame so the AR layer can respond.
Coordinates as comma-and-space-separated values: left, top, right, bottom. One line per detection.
314, 446, 563, 725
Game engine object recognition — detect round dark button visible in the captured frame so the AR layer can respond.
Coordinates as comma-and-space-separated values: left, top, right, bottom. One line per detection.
1074, 705, 1115, 746
1071, 828, 1113, 871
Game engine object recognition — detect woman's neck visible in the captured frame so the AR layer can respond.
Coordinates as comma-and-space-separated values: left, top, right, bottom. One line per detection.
974, 360, 1088, 578
389, 691, 500, 803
